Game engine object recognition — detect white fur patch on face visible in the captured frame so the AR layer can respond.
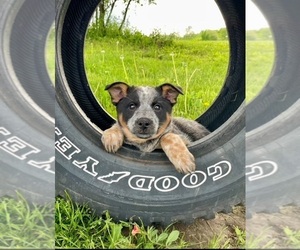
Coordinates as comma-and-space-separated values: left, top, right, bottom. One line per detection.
127, 87, 159, 137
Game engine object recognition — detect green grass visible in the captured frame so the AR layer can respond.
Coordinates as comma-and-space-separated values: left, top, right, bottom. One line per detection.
55, 194, 188, 249
3, 193, 300, 249
3, 193, 299, 249
45, 26, 55, 85
246, 230, 277, 249
0, 193, 54, 248
283, 227, 300, 247
84, 37, 229, 119
55, 194, 248, 249
246, 40, 275, 102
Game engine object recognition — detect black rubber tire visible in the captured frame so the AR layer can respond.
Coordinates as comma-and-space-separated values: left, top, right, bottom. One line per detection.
55, 0, 245, 225
0, 0, 55, 203
246, 0, 300, 215
246, 0, 300, 131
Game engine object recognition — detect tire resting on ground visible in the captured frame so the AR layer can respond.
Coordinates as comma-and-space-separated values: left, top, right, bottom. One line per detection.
0, 0, 55, 203
55, 0, 245, 225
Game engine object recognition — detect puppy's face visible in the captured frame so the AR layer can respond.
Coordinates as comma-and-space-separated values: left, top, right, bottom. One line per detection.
105, 82, 183, 142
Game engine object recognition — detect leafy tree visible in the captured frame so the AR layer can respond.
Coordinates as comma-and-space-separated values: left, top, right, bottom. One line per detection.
184, 26, 195, 38
94, 0, 156, 37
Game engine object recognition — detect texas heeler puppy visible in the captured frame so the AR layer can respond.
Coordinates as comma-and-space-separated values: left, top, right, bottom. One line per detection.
101, 82, 210, 174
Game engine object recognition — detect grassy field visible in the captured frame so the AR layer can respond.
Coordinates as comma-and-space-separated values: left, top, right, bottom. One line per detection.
84, 38, 274, 119
246, 40, 275, 102
2, 194, 299, 249
47, 33, 274, 115
84, 38, 229, 119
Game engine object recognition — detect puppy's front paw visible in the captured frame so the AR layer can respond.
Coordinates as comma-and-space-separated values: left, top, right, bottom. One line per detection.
172, 150, 196, 174
101, 125, 124, 153
160, 133, 196, 174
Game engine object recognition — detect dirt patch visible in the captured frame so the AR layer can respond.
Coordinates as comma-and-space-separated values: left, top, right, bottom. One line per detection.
174, 205, 245, 248
173, 205, 300, 248
246, 205, 300, 248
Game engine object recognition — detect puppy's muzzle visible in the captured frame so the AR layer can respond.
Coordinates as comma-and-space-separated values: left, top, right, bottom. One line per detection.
134, 118, 155, 138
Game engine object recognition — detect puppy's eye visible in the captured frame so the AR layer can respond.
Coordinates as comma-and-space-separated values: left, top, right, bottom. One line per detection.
153, 104, 161, 111
128, 103, 136, 110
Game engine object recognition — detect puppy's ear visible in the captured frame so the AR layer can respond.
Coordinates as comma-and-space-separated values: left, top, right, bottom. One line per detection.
105, 82, 129, 105
158, 83, 184, 104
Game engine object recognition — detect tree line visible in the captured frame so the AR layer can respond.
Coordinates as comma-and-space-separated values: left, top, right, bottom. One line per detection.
89, 1, 272, 41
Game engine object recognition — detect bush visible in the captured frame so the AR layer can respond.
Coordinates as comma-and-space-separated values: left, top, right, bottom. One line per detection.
200, 30, 219, 41
246, 28, 273, 41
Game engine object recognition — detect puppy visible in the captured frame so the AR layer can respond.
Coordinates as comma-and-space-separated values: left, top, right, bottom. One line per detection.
101, 82, 210, 174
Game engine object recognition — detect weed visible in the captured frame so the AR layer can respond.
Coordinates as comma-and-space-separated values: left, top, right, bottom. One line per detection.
283, 227, 300, 248
234, 226, 246, 248
170, 52, 179, 86
246, 228, 276, 249
120, 54, 129, 83
206, 227, 231, 249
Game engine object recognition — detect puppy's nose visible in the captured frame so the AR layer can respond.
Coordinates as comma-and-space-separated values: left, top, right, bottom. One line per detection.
136, 118, 153, 130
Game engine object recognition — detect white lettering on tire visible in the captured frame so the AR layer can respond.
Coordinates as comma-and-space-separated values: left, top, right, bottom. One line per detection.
55, 126, 237, 192
0, 126, 54, 174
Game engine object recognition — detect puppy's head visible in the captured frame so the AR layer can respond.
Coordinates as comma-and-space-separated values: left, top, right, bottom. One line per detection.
105, 82, 183, 142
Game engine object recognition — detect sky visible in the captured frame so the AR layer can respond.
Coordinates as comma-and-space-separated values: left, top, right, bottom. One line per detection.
113, 0, 269, 36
